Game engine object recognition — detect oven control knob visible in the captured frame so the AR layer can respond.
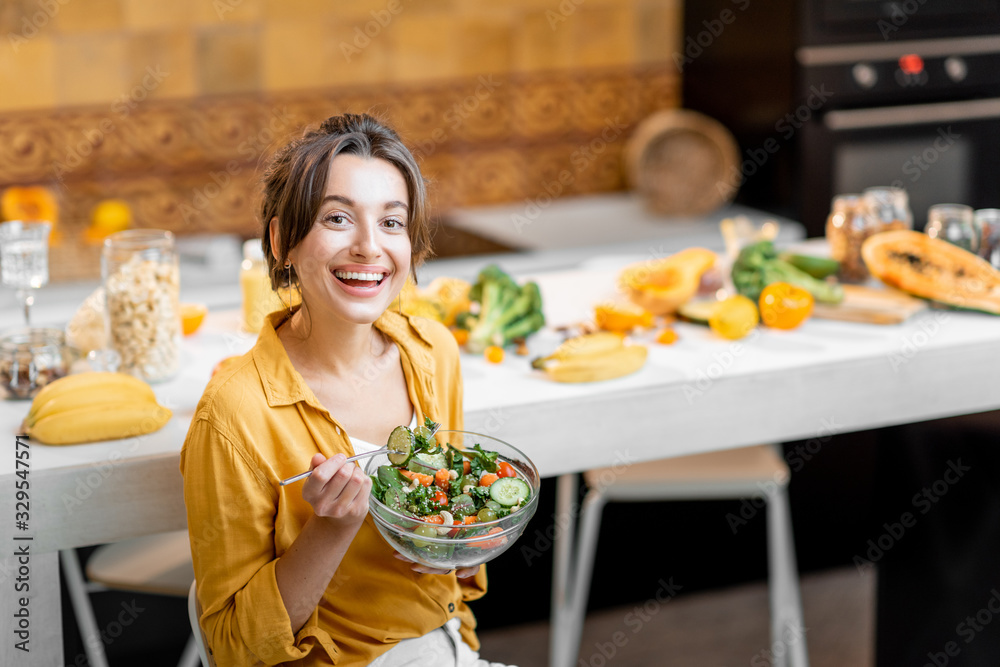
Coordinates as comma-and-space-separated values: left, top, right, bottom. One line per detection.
945, 56, 967, 82
852, 63, 878, 89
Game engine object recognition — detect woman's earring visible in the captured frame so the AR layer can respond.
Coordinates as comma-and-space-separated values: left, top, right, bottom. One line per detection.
285, 260, 292, 312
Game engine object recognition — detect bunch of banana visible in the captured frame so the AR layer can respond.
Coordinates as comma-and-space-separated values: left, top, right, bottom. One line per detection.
21, 372, 172, 445
531, 332, 648, 383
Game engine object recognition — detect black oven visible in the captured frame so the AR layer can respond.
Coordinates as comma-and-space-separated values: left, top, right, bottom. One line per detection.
682, 0, 1000, 237
797, 39, 1000, 234
795, 0, 1000, 235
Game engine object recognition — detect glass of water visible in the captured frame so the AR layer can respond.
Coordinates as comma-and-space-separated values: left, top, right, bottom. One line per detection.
0, 220, 52, 325
925, 204, 978, 253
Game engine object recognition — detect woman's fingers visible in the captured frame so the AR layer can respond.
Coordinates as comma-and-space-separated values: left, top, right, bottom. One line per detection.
456, 565, 480, 579
303, 454, 371, 519
392, 553, 476, 577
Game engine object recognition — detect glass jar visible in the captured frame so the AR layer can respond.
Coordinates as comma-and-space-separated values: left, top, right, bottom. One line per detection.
863, 186, 913, 231
926, 204, 978, 254
974, 208, 1000, 269
0, 327, 79, 400
102, 230, 180, 382
826, 194, 880, 283
240, 239, 300, 333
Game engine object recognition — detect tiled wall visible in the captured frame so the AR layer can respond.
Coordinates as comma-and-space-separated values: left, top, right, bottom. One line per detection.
0, 0, 682, 280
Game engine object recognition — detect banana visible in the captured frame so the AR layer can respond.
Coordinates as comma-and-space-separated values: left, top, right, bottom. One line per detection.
530, 332, 625, 369
541, 344, 648, 383
25, 372, 157, 428
26, 372, 154, 425
25, 402, 173, 446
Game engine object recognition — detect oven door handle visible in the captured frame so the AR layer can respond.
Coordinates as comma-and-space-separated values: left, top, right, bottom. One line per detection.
825, 98, 1000, 131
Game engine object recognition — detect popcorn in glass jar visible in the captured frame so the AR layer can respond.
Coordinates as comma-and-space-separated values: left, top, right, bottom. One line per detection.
102, 230, 180, 382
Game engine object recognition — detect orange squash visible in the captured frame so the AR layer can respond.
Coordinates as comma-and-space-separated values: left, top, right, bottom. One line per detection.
619, 248, 717, 315
862, 230, 1000, 314
594, 302, 654, 332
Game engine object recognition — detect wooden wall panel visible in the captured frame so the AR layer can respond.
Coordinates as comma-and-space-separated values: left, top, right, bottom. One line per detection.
0, 63, 679, 280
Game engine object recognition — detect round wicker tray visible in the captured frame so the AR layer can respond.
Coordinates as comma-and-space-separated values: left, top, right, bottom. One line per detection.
624, 109, 741, 217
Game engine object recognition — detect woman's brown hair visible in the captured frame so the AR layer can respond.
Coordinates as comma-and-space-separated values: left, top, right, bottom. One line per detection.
259, 113, 431, 291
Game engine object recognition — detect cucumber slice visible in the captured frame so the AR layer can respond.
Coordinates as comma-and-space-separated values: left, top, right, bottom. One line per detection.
386, 426, 414, 465
489, 477, 530, 506
407, 452, 448, 473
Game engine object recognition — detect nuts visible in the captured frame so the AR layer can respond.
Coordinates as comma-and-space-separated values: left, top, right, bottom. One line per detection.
105, 255, 180, 382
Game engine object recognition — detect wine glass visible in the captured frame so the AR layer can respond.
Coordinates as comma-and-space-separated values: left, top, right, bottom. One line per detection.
0, 220, 51, 325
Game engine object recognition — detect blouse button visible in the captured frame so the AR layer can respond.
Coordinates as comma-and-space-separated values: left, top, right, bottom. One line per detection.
448, 602, 455, 612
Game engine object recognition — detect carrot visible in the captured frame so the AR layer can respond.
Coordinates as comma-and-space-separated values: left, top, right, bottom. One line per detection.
423, 514, 445, 524
474, 526, 506, 549
400, 470, 433, 486
462, 515, 479, 524
484, 345, 504, 363
479, 473, 499, 487
434, 469, 451, 490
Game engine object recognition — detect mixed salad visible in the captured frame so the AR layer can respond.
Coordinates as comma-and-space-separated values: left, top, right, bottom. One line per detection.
370, 419, 533, 549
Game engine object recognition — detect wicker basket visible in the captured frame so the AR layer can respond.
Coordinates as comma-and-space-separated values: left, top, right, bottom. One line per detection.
624, 109, 741, 217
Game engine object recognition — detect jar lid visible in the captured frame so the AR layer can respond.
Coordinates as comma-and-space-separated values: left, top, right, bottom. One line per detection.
1, 327, 67, 352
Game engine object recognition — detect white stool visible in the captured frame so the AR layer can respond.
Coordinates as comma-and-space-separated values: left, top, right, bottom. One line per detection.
550, 445, 809, 667
188, 580, 215, 667
60, 530, 200, 667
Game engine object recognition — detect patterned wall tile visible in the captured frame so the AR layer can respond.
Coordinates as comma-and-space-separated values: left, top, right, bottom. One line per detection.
0, 63, 679, 280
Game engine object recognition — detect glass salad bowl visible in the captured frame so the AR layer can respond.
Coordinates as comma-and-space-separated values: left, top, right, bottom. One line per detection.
365, 430, 540, 570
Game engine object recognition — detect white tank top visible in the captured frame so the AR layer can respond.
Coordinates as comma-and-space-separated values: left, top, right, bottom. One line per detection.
348, 412, 417, 456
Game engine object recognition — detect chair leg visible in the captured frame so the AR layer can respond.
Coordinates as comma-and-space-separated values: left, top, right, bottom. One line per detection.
766, 487, 810, 667
550, 473, 578, 667
178, 633, 202, 667
561, 488, 606, 667
59, 549, 111, 667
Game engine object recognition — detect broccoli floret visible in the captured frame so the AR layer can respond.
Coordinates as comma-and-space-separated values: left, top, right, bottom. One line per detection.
732, 241, 844, 304
464, 265, 545, 352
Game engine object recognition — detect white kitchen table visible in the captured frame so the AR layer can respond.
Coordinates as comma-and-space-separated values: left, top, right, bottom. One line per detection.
4, 248, 1000, 665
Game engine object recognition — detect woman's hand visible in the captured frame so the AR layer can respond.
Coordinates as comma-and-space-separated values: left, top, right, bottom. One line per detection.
301, 453, 371, 529
393, 553, 480, 579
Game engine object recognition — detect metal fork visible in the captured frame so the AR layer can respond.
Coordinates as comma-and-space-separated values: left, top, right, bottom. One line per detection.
279, 421, 441, 486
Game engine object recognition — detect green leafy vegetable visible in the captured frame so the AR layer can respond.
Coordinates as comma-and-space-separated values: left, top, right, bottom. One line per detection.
732, 241, 844, 304
461, 264, 545, 353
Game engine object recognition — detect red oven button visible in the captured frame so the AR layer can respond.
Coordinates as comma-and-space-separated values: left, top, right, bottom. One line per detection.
899, 54, 924, 75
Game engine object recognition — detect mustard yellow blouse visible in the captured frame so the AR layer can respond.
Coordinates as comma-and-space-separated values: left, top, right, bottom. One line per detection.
180, 310, 487, 666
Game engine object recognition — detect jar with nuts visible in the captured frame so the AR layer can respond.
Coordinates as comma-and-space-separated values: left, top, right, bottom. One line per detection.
102, 230, 181, 382
826, 194, 880, 283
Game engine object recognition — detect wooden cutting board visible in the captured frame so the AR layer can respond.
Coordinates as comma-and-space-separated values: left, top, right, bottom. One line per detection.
812, 284, 928, 324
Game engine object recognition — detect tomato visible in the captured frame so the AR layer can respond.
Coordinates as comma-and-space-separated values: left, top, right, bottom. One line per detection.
497, 461, 517, 478
759, 282, 814, 330
708, 295, 759, 340
463, 460, 471, 475
431, 490, 448, 507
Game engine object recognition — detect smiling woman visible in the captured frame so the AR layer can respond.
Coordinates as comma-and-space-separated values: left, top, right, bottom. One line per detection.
180, 114, 512, 667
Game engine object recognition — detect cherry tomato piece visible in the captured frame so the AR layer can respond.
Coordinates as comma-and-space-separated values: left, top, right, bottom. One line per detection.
497, 461, 517, 478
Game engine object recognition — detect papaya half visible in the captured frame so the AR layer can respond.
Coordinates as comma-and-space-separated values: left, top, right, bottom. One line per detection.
861, 230, 1000, 314
619, 247, 717, 315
